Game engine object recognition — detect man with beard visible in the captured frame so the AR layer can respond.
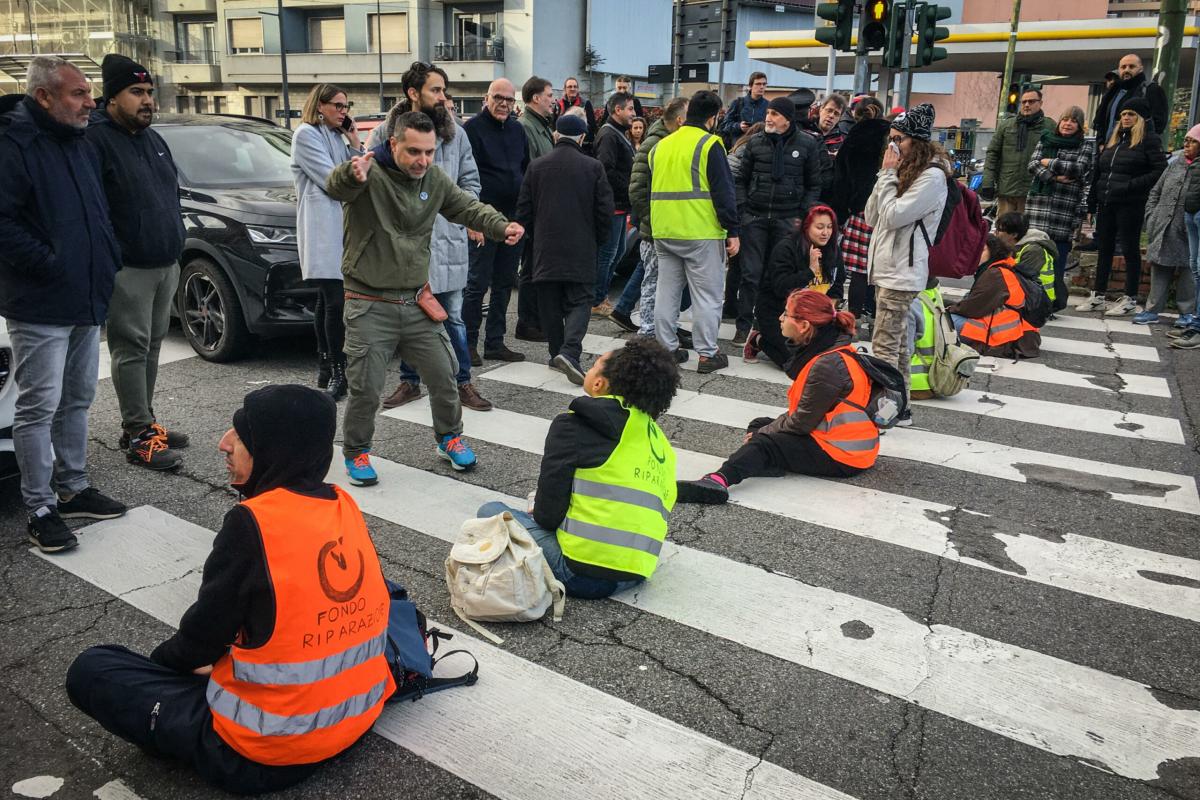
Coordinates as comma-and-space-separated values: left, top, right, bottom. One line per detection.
980, 87, 1055, 216
1094, 53, 1169, 145
368, 62, 494, 413
554, 76, 596, 151
87, 53, 188, 471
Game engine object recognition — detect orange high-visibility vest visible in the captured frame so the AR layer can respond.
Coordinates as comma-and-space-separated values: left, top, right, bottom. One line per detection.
207, 486, 395, 766
961, 261, 1038, 349
787, 344, 880, 469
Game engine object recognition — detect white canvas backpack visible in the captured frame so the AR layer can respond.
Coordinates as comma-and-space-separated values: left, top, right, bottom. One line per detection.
445, 511, 566, 644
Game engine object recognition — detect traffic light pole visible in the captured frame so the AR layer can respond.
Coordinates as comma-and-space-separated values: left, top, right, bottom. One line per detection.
853, 8, 871, 96
898, 1, 915, 109
1152, 0, 1188, 143
996, 0, 1022, 123
671, 0, 682, 97
716, 0, 731, 102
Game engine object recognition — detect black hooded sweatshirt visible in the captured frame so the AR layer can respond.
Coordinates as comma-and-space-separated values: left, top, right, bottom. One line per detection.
151, 386, 339, 671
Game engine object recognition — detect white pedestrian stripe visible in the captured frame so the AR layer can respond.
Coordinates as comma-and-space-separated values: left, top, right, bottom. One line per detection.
98, 334, 196, 380
39, 507, 858, 800
384, 400, 1200, 622
481, 361, 1200, 516
325, 454, 1200, 782
580, 335, 1184, 444
1037, 336, 1159, 362
976, 357, 1170, 398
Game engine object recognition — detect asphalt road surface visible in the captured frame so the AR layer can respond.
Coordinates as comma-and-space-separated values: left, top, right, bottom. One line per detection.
2, 288, 1199, 800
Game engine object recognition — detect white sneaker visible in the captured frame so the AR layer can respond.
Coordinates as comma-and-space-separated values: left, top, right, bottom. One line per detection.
1105, 295, 1137, 316
1073, 293, 1107, 312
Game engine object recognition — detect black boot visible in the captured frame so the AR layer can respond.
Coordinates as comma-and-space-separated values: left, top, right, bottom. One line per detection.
317, 351, 331, 389
326, 355, 348, 401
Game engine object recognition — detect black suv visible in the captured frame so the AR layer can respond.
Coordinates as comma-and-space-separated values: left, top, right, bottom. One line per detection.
155, 114, 313, 361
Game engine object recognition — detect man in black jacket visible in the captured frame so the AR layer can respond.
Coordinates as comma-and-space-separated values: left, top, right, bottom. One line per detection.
0, 56, 126, 554
1093, 53, 1169, 145
463, 78, 530, 364
732, 95, 822, 342
596, 76, 645, 129
516, 114, 613, 382
591, 91, 636, 314
88, 54, 188, 472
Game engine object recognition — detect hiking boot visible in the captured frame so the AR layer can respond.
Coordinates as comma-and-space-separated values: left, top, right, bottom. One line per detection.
57, 487, 127, 520
742, 330, 760, 364
677, 327, 694, 349
672, 349, 689, 364
1132, 311, 1160, 325
1166, 325, 1190, 339
28, 508, 77, 553
119, 424, 188, 450
437, 434, 477, 471
697, 352, 729, 374
126, 427, 183, 471
732, 329, 748, 346
326, 354, 349, 401
591, 300, 614, 317
382, 382, 422, 409
675, 477, 729, 505
514, 321, 548, 342
1105, 295, 1137, 317
610, 309, 638, 333
483, 344, 526, 362
468, 346, 483, 367
316, 351, 331, 389
458, 383, 494, 412
345, 453, 379, 486
551, 354, 586, 386
1073, 293, 1107, 312
1170, 330, 1200, 349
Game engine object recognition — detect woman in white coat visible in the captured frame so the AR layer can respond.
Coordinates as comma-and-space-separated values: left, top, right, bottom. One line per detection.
291, 84, 361, 400
864, 103, 948, 423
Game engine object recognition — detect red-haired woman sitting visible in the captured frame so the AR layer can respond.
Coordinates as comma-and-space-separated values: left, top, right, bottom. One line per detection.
677, 289, 881, 505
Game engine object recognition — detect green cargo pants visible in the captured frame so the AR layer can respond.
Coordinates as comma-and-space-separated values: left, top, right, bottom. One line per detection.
106, 263, 180, 435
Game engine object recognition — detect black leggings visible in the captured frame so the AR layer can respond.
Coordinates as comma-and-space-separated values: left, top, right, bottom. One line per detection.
312, 279, 345, 357
848, 272, 876, 317
1094, 204, 1146, 298
717, 418, 864, 485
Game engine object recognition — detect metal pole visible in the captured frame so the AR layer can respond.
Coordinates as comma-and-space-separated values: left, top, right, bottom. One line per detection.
1189, 15, 1200, 128
376, 0, 385, 112
826, 46, 836, 96
1152, 0, 1188, 142
898, 0, 914, 109
22, 0, 36, 54
276, 0, 291, 129
717, 0, 729, 101
875, 63, 892, 105
996, 0, 1022, 124
853, 1, 871, 96
672, 0, 681, 97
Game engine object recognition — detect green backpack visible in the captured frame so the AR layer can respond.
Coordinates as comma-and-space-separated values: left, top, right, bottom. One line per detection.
918, 291, 979, 398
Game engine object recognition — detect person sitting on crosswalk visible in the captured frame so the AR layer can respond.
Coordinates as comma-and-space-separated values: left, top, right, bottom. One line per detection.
677, 289, 880, 505
994, 211, 1060, 313
949, 235, 1042, 359
477, 338, 680, 598
66, 385, 394, 794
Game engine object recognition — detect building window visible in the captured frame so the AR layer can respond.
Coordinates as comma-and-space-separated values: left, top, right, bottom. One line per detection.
308, 16, 345, 53
194, 96, 209, 114
177, 19, 216, 63
214, 96, 225, 114
264, 95, 280, 123
244, 95, 258, 117
176, 96, 190, 113
229, 17, 264, 54
368, 12, 408, 53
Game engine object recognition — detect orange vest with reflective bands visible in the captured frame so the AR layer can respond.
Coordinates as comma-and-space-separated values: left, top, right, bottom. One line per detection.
960, 261, 1038, 350
787, 344, 880, 469
207, 486, 395, 766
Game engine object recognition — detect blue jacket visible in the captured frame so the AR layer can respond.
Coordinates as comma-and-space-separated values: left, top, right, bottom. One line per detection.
463, 108, 528, 215
0, 96, 120, 326
719, 94, 768, 138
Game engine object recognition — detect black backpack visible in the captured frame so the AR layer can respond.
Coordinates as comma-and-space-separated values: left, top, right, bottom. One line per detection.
1010, 268, 1052, 328
850, 350, 910, 429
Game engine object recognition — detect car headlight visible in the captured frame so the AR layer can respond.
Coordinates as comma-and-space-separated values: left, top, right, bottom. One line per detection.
246, 225, 297, 246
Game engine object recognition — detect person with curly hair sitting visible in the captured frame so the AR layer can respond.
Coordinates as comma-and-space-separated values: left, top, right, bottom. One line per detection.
477, 338, 680, 598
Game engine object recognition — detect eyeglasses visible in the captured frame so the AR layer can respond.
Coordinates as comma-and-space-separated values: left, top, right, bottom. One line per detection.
887, 135, 904, 144
325, 101, 353, 112
490, 94, 516, 106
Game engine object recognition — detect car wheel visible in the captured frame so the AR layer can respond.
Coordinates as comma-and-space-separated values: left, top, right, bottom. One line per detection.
177, 258, 251, 362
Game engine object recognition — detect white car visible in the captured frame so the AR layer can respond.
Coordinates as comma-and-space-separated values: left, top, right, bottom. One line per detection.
0, 315, 15, 469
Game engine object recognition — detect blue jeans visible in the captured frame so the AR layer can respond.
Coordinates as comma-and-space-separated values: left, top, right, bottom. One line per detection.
1187, 210, 1200, 330
8, 322, 100, 511
399, 289, 470, 386
594, 214, 628, 306
614, 258, 644, 316
950, 313, 968, 334
476, 501, 643, 600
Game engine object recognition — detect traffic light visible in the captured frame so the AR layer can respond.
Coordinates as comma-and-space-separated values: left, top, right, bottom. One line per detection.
815, 0, 855, 53
916, 4, 951, 67
861, 0, 889, 51
883, 2, 910, 68
1005, 83, 1020, 114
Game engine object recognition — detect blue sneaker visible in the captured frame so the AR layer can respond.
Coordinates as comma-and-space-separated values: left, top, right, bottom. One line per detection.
437, 434, 477, 471
1174, 313, 1195, 329
345, 453, 378, 486
1132, 311, 1160, 325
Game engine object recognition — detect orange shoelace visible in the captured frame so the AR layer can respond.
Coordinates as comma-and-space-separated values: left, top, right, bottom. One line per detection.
443, 436, 467, 455
352, 453, 372, 469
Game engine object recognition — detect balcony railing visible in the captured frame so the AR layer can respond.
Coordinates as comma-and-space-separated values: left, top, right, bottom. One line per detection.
435, 38, 503, 62
166, 49, 217, 64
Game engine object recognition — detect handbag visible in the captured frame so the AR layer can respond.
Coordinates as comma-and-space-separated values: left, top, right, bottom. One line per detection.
416, 283, 447, 322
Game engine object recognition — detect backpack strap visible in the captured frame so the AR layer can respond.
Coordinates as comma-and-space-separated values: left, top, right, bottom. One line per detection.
452, 606, 506, 645
540, 558, 566, 622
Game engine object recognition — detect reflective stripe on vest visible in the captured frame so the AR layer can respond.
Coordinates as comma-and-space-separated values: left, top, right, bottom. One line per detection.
787, 345, 880, 469
1020, 242, 1056, 302
909, 287, 939, 392
558, 398, 677, 579
207, 486, 395, 766
961, 264, 1037, 349
649, 126, 726, 240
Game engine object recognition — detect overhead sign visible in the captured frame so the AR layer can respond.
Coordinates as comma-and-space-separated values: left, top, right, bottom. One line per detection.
647, 63, 712, 84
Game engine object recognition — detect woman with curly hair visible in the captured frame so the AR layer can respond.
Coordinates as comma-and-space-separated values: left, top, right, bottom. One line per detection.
677, 290, 881, 505
477, 338, 681, 598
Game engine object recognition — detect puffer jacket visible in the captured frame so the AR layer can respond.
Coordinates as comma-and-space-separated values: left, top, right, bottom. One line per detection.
864, 163, 949, 292
628, 118, 671, 239
983, 112, 1056, 198
1090, 128, 1167, 212
735, 125, 822, 219
1144, 153, 1193, 267
828, 117, 889, 224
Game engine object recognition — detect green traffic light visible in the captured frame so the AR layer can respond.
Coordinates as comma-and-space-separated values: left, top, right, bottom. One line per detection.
815, 0, 855, 52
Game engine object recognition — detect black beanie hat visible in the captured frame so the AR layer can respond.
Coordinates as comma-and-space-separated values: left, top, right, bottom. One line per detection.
767, 96, 795, 121
1117, 96, 1151, 121
891, 103, 936, 141
101, 53, 153, 101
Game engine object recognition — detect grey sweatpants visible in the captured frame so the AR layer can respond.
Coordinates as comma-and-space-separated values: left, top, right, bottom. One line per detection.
1144, 263, 1196, 315
342, 295, 462, 459
107, 263, 179, 435
8, 321, 100, 512
653, 238, 725, 357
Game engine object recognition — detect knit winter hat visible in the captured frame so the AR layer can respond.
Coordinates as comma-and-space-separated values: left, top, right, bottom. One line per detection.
767, 96, 795, 121
1187, 123, 1200, 143
890, 103, 935, 141
1117, 96, 1151, 121
555, 113, 587, 137
101, 53, 152, 101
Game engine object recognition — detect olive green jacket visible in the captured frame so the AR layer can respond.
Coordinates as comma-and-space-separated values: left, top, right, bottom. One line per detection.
326, 156, 510, 295
982, 113, 1056, 198
519, 109, 555, 161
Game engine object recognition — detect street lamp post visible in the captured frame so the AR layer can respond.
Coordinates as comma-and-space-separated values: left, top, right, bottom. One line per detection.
259, 3, 292, 128
376, 0, 385, 112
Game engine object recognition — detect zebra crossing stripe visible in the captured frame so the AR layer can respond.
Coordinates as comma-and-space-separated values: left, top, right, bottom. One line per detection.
38, 506, 856, 800
480, 361, 1200, 516
578, 335, 1184, 444
97, 335, 196, 380
382, 400, 1200, 622
1037, 337, 1159, 362
326, 451, 1200, 782
975, 358, 1170, 398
